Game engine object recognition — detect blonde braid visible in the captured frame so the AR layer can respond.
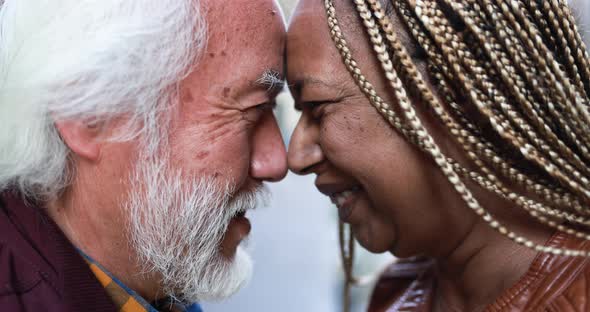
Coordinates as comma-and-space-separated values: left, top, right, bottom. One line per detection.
406, 0, 590, 237
526, 0, 557, 52
381, 1, 584, 223
487, 1, 590, 155
381, 0, 590, 230
492, 0, 590, 165
465, 0, 590, 197
368, 0, 590, 237
483, 0, 590, 177
421, 0, 590, 207
542, 1, 587, 98
324, 0, 590, 256
396, 0, 590, 214
402, 0, 589, 213
555, 0, 590, 97
504, 1, 590, 143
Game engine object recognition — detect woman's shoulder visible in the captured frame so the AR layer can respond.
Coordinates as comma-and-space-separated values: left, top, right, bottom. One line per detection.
367, 233, 590, 311
368, 257, 435, 312
489, 232, 590, 311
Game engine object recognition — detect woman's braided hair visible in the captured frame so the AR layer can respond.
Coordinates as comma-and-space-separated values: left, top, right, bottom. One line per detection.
326, 0, 590, 256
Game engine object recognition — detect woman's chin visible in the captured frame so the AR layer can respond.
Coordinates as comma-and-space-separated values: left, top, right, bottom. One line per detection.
352, 224, 395, 254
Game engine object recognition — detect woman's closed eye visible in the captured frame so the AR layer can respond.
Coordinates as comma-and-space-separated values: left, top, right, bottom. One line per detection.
303, 100, 339, 121
306, 101, 327, 120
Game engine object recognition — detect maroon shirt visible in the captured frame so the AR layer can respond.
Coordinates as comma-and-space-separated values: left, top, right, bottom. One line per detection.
0, 192, 117, 312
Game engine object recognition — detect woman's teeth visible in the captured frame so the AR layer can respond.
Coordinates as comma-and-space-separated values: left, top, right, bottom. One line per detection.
330, 188, 359, 208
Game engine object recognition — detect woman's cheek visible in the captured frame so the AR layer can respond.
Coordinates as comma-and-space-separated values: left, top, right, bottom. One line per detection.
320, 116, 362, 154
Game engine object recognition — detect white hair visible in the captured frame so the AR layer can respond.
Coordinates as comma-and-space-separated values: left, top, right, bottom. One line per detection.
126, 151, 269, 302
569, 0, 590, 48
0, 0, 206, 199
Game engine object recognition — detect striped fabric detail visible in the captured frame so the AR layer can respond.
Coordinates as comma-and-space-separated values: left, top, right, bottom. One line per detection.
79, 251, 202, 312
87, 261, 153, 312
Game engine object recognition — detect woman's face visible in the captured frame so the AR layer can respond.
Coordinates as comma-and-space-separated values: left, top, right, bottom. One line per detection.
286, 0, 477, 257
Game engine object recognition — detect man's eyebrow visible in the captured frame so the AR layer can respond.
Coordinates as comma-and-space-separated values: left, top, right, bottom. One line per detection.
256, 69, 285, 95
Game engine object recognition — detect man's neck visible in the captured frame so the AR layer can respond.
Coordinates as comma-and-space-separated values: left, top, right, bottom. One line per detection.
431, 218, 553, 312
47, 187, 163, 302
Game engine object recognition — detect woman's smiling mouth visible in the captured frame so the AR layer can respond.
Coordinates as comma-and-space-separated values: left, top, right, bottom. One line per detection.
328, 186, 362, 221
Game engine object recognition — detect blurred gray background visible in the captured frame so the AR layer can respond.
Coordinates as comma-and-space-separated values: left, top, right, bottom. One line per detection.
202, 1, 590, 311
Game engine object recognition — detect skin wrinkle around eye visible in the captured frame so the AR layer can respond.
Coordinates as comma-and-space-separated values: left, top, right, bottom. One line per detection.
294, 79, 355, 111
172, 81, 281, 154
199, 71, 282, 123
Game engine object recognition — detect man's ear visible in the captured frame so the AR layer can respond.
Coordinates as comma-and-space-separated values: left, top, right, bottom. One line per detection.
54, 120, 102, 161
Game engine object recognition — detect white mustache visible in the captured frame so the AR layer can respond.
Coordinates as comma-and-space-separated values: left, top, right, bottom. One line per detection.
126, 155, 270, 303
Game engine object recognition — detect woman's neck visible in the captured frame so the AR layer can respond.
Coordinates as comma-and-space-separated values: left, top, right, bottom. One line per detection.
431, 211, 554, 312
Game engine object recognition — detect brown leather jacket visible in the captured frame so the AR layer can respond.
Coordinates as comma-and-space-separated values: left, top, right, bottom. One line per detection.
369, 232, 590, 311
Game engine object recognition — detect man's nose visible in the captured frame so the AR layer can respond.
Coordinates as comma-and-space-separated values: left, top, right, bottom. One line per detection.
287, 113, 324, 175
250, 111, 288, 182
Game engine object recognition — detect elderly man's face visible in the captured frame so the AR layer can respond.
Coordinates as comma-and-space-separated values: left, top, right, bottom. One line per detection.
91, 0, 287, 303
170, 0, 287, 257
159, 0, 286, 298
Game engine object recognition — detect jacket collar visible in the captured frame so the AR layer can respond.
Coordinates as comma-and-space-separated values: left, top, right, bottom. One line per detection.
0, 191, 117, 312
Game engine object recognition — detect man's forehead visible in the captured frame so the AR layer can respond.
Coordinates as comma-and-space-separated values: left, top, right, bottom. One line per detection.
203, 1, 285, 58
192, 0, 286, 98
204, 0, 284, 31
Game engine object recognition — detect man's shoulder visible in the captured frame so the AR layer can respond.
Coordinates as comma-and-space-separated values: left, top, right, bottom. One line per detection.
0, 241, 44, 294
0, 192, 117, 312
0, 192, 58, 283
0, 239, 62, 311
0, 194, 61, 311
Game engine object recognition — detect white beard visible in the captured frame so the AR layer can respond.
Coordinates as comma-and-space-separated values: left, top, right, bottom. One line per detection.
125, 154, 269, 303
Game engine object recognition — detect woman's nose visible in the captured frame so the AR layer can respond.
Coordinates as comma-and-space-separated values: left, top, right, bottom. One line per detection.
288, 113, 324, 175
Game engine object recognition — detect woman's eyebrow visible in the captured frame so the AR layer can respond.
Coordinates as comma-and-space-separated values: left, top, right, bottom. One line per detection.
291, 77, 350, 110
291, 76, 339, 95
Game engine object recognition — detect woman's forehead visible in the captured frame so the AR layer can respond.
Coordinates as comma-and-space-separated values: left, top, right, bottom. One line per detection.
288, 0, 416, 53
286, 0, 419, 81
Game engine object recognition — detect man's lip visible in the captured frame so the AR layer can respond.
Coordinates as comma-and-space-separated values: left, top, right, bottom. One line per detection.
221, 214, 252, 258
229, 212, 251, 234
